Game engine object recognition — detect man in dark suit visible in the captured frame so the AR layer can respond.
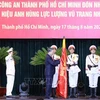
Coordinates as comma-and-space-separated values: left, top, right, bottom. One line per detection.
45, 48, 60, 99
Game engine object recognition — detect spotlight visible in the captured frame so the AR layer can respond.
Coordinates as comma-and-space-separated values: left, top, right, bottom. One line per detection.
19, 82, 29, 97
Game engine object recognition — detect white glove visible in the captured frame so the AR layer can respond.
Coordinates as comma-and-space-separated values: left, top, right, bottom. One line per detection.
86, 70, 90, 76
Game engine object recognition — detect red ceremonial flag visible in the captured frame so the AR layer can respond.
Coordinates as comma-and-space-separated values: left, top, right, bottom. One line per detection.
57, 38, 68, 98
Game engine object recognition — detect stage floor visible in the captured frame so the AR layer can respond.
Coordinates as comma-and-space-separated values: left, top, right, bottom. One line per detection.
0, 96, 100, 100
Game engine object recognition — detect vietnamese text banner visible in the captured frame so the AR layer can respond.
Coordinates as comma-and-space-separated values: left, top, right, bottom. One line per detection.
0, 0, 100, 38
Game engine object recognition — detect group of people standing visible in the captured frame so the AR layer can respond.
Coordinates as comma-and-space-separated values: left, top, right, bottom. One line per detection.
4, 44, 100, 99
45, 44, 100, 99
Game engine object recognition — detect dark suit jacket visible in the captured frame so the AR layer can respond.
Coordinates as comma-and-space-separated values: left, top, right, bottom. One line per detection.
45, 54, 60, 76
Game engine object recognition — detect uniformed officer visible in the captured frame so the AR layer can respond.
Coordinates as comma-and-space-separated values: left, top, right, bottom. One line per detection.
67, 45, 81, 98
45, 47, 60, 99
85, 45, 100, 98
50, 45, 60, 98
5, 47, 15, 98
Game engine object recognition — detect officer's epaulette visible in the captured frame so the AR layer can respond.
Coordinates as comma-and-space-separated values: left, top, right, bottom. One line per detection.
95, 54, 100, 58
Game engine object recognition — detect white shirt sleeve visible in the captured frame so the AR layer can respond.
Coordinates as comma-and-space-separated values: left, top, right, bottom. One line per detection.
5, 54, 12, 61
85, 56, 89, 73
98, 57, 100, 70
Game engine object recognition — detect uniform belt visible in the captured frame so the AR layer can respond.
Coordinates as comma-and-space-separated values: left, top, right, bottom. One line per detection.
71, 64, 78, 66
88, 65, 98, 70
93, 65, 98, 67
68, 64, 78, 69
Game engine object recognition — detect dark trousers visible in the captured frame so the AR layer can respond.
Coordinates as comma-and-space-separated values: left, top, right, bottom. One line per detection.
45, 75, 53, 98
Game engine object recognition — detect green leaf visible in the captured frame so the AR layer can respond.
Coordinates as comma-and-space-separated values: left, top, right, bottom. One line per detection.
96, 46, 100, 56
0, 47, 20, 65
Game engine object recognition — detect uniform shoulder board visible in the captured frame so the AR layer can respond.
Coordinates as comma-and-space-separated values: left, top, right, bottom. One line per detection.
95, 54, 100, 58
95, 55, 100, 61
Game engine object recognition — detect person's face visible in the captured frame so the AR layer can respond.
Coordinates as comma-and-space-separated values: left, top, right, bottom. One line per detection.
9, 51, 13, 56
90, 49, 96, 54
69, 48, 75, 54
49, 50, 54, 56
52, 48, 57, 54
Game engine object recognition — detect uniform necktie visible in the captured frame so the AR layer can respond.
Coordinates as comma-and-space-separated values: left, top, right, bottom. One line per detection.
92, 55, 94, 58
71, 55, 72, 58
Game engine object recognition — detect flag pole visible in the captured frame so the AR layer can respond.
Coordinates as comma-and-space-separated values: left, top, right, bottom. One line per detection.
57, 36, 68, 98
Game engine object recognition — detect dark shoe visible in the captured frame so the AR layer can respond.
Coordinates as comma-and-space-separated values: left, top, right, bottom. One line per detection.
90, 95, 96, 98
73, 95, 77, 98
91, 94, 97, 98
69, 95, 76, 98
45, 97, 50, 99
90, 88, 97, 98
51, 88, 56, 98
53, 95, 58, 98
6, 96, 13, 99
45, 97, 54, 99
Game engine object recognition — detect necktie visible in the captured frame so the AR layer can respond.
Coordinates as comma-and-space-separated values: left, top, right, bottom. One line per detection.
71, 55, 72, 58
92, 55, 94, 58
